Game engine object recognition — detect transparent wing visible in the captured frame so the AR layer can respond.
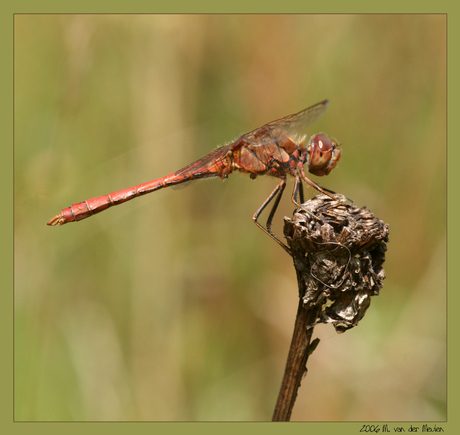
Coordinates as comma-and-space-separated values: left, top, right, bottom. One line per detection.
242, 100, 329, 146
265, 100, 329, 135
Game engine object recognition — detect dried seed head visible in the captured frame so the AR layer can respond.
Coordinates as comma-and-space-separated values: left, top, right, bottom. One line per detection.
284, 194, 389, 333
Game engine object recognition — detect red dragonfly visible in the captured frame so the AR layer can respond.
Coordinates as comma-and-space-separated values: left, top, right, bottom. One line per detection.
47, 100, 341, 253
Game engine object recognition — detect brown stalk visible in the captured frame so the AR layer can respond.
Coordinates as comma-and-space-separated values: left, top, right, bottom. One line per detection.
272, 194, 389, 421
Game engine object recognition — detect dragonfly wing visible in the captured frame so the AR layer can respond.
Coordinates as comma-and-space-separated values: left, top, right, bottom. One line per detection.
242, 100, 329, 146
173, 142, 235, 179
265, 100, 329, 135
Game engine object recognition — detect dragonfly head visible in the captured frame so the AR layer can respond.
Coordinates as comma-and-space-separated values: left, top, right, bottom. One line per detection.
305, 134, 341, 177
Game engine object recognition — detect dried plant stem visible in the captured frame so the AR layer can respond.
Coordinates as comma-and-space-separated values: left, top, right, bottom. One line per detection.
272, 272, 320, 421
272, 194, 389, 421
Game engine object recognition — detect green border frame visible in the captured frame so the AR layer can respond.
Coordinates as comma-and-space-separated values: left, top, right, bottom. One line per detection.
8, 3, 454, 435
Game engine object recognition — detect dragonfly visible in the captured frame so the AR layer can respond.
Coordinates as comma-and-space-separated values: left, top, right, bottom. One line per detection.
47, 100, 341, 254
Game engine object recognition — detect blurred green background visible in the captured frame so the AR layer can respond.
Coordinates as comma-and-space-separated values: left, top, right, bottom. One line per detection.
14, 14, 446, 421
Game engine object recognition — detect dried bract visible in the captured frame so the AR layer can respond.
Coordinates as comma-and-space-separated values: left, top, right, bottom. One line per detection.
284, 194, 389, 333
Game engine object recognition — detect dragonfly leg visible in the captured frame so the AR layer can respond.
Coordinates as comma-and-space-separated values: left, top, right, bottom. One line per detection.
319, 185, 336, 196
321, 187, 353, 204
295, 168, 348, 216
298, 180, 305, 204
300, 173, 335, 200
317, 185, 353, 204
291, 175, 322, 221
253, 178, 291, 254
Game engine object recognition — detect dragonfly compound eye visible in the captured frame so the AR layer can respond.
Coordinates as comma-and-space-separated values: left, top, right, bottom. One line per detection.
307, 134, 341, 177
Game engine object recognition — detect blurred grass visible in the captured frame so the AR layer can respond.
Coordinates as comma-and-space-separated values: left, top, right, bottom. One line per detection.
14, 14, 446, 421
